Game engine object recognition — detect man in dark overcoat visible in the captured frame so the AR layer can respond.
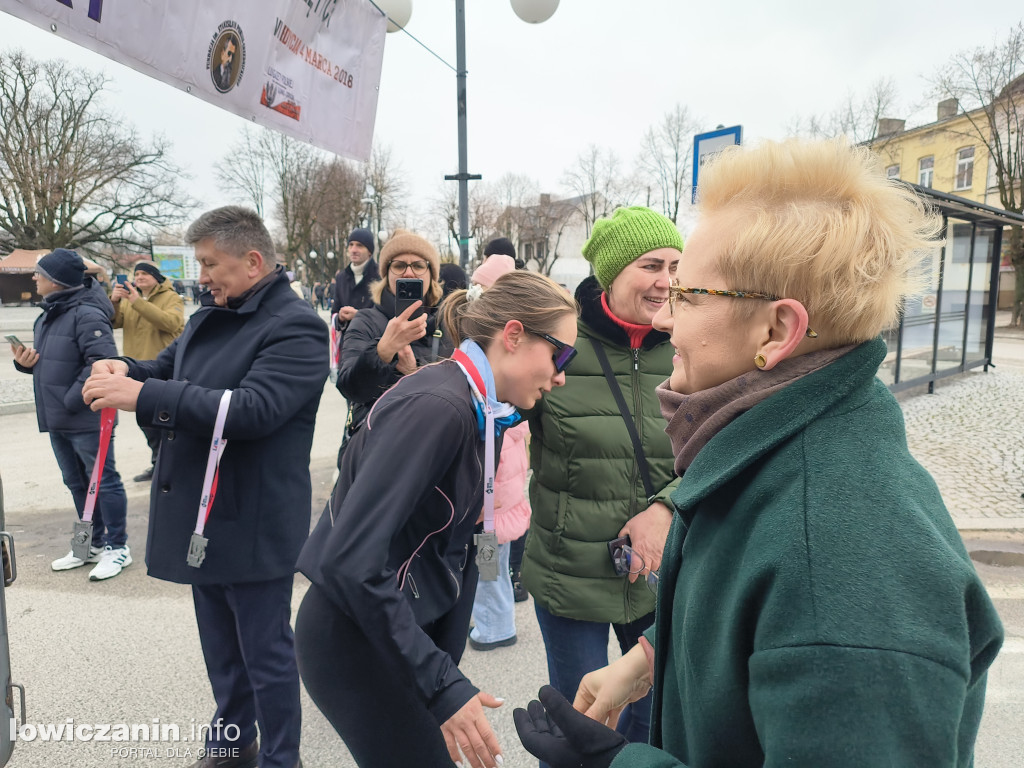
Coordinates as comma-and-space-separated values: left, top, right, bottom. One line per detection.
83, 206, 329, 768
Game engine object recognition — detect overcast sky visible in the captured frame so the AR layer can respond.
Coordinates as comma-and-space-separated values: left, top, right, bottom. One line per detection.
1, 1, 1023, 241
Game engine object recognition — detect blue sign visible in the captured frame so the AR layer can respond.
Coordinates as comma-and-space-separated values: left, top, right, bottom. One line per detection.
692, 125, 742, 203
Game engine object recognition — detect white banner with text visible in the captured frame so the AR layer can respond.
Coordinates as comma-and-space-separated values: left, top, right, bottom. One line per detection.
0, 0, 386, 161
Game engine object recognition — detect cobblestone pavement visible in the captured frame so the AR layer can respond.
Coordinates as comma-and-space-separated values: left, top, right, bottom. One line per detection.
901, 368, 1024, 527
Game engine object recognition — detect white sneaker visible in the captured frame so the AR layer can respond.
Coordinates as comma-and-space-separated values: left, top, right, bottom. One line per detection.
88, 546, 132, 581
51, 546, 103, 571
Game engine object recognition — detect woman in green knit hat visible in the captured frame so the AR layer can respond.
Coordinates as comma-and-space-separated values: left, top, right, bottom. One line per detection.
521, 205, 683, 747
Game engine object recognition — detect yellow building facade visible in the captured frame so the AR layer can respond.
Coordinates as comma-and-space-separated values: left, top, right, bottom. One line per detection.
867, 99, 1018, 311
867, 98, 992, 204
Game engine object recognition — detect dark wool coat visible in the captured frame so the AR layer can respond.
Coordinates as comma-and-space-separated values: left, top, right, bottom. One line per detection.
331, 259, 379, 315
126, 271, 329, 585
614, 338, 1004, 768
16, 278, 118, 433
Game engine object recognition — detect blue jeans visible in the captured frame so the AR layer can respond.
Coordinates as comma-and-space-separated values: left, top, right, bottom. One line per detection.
470, 541, 515, 643
534, 602, 654, 745
49, 429, 128, 548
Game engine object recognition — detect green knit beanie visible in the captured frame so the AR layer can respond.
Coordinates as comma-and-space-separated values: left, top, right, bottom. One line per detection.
582, 207, 684, 290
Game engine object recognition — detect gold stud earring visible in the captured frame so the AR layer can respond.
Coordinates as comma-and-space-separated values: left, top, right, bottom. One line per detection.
754, 353, 767, 369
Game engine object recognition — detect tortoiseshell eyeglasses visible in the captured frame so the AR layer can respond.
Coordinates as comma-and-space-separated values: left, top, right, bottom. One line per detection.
667, 284, 818, 338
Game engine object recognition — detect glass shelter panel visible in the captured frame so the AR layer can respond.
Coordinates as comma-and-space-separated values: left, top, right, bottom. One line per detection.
897, 244, 942, 382
964, 226, 997, 361
876, 324, 899, 386
934, 223, 971, 372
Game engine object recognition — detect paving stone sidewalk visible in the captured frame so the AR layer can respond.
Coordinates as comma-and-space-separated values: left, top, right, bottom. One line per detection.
901, 368, 1024, 528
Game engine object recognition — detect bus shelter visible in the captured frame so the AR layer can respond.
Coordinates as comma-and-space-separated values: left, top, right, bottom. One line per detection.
880, 184, 1024, 393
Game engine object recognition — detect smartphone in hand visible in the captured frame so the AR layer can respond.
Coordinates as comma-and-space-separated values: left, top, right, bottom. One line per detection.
395, 278, 424, 319
114, 274, 129, 286
4, 334, 24, 351
608, 534, 632, 576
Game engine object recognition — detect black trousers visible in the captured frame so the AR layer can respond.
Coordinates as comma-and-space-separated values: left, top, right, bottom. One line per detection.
141, 425, 160, 467
295, 583, 466, 767
192, 576, 301, 768
509, 531, 527, 576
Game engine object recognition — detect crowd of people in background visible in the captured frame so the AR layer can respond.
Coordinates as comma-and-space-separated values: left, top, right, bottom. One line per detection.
4, 138, 1006, 768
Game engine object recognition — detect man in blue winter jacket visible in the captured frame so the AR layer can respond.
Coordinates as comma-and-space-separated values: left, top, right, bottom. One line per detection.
11, 248, 131, 581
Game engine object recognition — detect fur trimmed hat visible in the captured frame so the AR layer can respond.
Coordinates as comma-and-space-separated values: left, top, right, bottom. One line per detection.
582, 207, 683, 291
378, 230, 441, 280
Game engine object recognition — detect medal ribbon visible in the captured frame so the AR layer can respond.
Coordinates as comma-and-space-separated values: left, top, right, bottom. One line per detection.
82, 408, 116, 523
193, 390, 233, 537
451, 350, 496, 534
329, 313, 340, 370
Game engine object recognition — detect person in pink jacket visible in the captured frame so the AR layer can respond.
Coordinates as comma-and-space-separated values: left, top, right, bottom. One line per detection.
468, 253, 533, 651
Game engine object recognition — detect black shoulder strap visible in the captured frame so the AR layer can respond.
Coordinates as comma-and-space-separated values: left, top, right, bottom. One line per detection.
588, 337, 656, 501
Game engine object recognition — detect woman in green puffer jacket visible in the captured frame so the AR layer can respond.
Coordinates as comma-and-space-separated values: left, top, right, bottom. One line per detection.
522, 206, 683, 746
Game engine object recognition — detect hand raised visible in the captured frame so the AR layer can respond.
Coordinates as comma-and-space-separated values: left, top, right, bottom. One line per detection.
440, 691, 504, 768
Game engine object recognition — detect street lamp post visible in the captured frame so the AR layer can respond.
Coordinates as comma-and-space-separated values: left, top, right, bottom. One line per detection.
377, 0, 559, 270
443, 0, 480, 271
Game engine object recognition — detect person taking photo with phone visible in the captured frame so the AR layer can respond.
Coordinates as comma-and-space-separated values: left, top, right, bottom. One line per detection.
295, 270, 579, 768
110, 261, 185, 482
334, 229, 453, 460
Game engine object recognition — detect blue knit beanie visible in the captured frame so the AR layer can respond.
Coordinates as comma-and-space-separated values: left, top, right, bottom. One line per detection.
36, 248, 86, 288
348, 228, 375, 256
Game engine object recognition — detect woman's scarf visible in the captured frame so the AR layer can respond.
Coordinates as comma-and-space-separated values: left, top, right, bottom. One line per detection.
457, 338, 521, 439
657, 345, 855, 475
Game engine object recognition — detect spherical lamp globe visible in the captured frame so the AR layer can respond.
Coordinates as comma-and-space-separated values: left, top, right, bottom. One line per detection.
510, 0, 559, 24
376, 0, 412, 33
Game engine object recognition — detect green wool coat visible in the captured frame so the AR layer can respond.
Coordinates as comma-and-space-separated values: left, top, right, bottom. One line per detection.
522, 277, 679, 624
614, 337, 1004, 768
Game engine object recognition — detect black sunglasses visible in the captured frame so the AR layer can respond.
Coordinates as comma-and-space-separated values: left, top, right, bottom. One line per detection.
531, 331, 577, 373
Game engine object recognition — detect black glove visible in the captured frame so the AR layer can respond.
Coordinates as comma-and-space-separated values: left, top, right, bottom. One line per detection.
513, 685, 628, 768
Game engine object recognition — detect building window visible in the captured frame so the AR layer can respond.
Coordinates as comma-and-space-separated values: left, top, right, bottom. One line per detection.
886, 164, 900, 180
524, 243, 534, 262
918, 156, 934, 188
955, 147, 974, 190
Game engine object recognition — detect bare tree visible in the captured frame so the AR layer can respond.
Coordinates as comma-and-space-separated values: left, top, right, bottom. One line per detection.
429, 181, 502, 268
364, 144, 408, 248
529, 201, 578, 277
276, 143, 365, 284
214, 128, 366, 283
638, 104, 702, 224
491, 172, 540, 245
788, 77, 899, 143
214, 127, 269, 217
560, 145, 638, 235
931, 23, 1024, 326
0, 50, 193, 255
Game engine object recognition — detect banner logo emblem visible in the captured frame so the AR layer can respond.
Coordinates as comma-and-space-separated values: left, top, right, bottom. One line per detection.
207, 22, 246, 93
